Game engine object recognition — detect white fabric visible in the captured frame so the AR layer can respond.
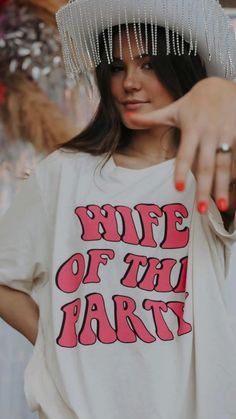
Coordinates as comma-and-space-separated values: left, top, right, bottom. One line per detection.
225, 243, 236, 332
0, 150, 235, 419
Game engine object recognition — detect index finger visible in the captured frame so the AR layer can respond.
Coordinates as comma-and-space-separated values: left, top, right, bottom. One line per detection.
126, 101, 179, 129
174, 130, 199, 191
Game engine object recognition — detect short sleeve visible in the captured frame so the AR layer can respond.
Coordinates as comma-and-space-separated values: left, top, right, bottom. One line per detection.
0, 172, 49, 295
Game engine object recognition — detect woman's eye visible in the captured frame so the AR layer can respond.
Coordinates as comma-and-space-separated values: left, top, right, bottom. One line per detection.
110, 64, 124, 73
143, 62, 153, 70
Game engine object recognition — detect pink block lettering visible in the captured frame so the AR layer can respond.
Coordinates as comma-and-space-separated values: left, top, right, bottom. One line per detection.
57, 299, 81, 348
174, 257, 188, 293
139, 258, 177, 292
167, 302, 192, 336
79, 293, 117, 345
56, 253, 85, 293
121, 253, 147, 288
161, 204, 189, 249
135, 204, 163, 247
144, 300, 174, 341
75, 204, 120, 242
113, 295, 156, 343
84, 249, 115, 284
115, 206, 140, 245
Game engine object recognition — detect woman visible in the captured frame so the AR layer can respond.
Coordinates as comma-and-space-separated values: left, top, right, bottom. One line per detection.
0, 1, 236, 419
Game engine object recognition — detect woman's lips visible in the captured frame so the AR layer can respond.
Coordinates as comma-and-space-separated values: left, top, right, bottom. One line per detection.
123, 102, 148, 110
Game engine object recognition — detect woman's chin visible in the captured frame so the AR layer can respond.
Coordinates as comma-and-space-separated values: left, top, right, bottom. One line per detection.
123, 121, 145, 130
122, 114, 146, 130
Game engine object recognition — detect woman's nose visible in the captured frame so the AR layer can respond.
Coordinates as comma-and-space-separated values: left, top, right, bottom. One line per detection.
123, 69, 141, 91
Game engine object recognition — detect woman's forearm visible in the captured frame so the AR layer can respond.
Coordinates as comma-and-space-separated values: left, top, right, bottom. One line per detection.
0, 285, 39, 345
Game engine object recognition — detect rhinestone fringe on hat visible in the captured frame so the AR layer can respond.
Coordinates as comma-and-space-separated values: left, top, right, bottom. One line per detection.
56, 0, 236, 82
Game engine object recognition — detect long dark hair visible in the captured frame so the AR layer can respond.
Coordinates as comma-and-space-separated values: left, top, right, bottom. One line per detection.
61, 24, 207, 155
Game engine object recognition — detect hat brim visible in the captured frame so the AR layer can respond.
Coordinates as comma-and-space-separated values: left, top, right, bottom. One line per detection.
56, 0, 236, 80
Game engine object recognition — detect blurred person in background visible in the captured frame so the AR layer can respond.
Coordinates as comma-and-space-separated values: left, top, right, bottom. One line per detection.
0, 0, 86, 417
0, 0, 79, 214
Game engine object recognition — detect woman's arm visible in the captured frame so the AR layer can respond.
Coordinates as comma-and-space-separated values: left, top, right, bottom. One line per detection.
0, 285, 39, 345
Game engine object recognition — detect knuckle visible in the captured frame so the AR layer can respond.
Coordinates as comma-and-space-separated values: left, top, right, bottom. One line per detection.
198, 163, 214, 176
176, 153, 191, 167
215, 160, 230, 171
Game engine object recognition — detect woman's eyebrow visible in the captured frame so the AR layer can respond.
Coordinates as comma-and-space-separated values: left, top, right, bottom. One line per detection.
112, 54, 150, 62
112, 57, 123, 62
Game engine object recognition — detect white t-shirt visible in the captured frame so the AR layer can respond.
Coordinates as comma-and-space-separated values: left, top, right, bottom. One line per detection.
0, 150, 235, 419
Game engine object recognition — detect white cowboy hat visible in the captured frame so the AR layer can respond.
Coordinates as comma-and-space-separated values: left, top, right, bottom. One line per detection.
56, 0, 236, 81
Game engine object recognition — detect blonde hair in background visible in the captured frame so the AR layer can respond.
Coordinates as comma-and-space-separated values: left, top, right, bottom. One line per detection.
0, 73, 76, 152
0, 0, 78, 152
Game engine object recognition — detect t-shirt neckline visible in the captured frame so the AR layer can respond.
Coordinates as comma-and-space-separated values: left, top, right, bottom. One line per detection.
109, 155, 176, 174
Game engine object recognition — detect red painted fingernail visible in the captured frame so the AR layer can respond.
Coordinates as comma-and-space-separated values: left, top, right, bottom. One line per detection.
175, 181, 185, 192
217, 198, 229, 212
197, 201, 208, 214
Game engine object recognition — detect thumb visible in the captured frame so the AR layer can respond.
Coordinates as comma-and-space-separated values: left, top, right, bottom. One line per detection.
127, 100, 179, 128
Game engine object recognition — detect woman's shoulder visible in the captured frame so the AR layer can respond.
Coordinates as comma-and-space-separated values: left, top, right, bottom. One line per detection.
38, 148, 99, 165
27, 149, 105, 207
35, 149, 103, 177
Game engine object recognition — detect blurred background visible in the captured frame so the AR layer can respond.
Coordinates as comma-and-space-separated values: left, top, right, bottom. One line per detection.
0, 1, 98, 418
0, 1, 235, 418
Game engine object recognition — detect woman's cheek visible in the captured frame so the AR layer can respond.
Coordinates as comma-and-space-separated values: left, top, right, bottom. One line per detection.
110, 78, 121, 97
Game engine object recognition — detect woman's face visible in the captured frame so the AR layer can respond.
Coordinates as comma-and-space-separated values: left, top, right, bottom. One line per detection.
110, 29, 175, 129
